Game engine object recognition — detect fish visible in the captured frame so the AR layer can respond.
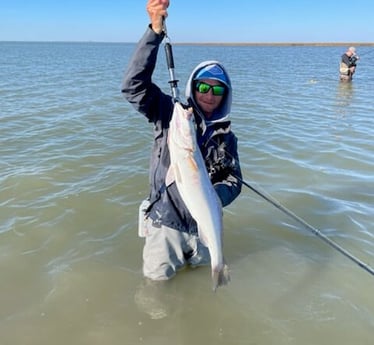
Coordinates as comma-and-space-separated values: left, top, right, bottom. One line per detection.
166, 101, 230, 291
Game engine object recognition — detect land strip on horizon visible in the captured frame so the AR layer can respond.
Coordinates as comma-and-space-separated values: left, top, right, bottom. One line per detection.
173, 42, 374, 46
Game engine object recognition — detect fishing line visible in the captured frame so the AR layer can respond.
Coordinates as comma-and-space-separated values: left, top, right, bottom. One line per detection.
161, 18, 374, 278
234, 174, 374, 277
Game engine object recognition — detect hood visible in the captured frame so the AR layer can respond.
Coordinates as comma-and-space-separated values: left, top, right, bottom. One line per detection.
185, 60, 232, 124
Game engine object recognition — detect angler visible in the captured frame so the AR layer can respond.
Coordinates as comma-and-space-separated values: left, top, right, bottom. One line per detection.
340, 46, 360, 81
121, 0, 242, 286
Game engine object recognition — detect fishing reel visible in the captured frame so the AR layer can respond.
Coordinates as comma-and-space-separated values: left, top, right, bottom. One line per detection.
207, 143, 235, 182
350, 55, 359, 64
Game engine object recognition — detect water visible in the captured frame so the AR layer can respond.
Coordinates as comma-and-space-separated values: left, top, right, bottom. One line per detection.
1, 41, 373, 345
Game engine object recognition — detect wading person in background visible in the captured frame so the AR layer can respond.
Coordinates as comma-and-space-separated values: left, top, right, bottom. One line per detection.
121, 0, 242, 282
340, 46, 359, 81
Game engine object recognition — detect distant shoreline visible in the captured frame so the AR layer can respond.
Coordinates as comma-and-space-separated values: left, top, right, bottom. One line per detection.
1, 41, 374, 46
173, 42, 374, 47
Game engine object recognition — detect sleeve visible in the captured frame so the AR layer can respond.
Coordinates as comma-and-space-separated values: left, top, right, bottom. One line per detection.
121, 25, 167, 120
349, 56, 357, 67
341, 54, 352, 67
213, 134, 242, 207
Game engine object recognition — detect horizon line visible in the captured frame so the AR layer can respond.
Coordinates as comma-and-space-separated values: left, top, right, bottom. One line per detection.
1, 40, 374, 46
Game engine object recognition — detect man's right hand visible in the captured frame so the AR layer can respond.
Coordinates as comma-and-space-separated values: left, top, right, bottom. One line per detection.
146, 0, 170, 34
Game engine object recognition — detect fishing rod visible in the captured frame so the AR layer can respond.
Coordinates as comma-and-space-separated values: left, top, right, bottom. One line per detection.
234, 174, 374, 277
162, 19, 180, 102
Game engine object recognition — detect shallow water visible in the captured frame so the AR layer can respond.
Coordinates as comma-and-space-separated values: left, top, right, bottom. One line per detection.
1, 41, 373, 345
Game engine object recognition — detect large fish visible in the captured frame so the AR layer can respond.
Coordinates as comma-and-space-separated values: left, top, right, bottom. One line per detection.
166, 101, 230, 291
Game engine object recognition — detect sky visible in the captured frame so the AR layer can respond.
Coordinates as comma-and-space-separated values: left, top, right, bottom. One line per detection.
1, 0, 374, 43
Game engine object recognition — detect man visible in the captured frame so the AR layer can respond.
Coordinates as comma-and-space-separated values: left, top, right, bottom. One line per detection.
340, 46, 359, 81
121, 0, 242, 282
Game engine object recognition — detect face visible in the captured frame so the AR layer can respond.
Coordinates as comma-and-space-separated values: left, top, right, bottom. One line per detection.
347, 49, 355, 57
194, 79, 225, 119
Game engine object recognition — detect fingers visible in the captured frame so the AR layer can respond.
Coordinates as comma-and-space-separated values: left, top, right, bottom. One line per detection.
146, 0, 169, 18
146, 0, 170, 34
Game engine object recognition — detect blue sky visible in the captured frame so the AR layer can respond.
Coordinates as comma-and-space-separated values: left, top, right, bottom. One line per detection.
1, 0, 373, 43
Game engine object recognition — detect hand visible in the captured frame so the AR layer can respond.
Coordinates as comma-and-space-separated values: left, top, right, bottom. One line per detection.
206, 143, 235, 183
146, 0, 170, 34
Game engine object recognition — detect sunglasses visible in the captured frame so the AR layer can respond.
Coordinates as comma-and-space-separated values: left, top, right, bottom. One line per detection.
195, 81, 226, 96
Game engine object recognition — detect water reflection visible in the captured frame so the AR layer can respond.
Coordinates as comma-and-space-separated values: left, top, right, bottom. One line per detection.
134, 279, 179, 320
335, 81, 354, 113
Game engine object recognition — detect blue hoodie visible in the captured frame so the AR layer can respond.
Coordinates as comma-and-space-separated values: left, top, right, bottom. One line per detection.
186, 61, 232, 123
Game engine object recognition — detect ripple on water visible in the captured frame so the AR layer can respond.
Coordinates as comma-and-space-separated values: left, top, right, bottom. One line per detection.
1, 42, 373, 345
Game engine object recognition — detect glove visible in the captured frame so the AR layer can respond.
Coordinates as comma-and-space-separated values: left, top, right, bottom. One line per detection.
206, 143, 234, 183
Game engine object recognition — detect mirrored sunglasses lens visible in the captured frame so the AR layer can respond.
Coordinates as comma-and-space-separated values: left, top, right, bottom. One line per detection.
197, 82, 210, 93
212, 85, 225, 96
196, 82, 225, 95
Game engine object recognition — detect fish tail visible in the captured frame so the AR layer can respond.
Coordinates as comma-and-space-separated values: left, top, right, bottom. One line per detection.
212, 263, 231, 292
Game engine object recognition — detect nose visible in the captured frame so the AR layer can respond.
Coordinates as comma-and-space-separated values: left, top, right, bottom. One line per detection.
204, 88, 215, 99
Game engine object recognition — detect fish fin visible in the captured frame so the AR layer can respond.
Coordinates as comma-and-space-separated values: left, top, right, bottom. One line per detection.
165, 166, 175, 187
197, 225, 209, 248
212, 262, 231, 292
165, 164, 183, 187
